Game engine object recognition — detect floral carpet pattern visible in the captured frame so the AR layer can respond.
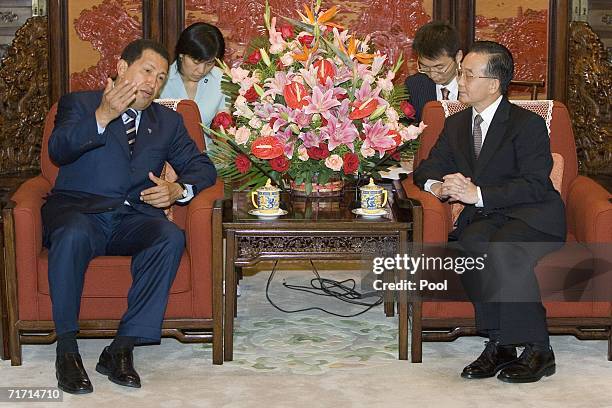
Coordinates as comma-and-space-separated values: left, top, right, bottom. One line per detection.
214, 269, 400, 374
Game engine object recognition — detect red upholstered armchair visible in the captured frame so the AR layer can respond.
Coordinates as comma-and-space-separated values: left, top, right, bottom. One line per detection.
2, 99, 225, 366
402, 100, 612, 362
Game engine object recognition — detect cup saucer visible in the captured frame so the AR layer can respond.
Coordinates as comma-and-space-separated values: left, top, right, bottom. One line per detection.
248, 208, 288, 219
352, 208, 388, 218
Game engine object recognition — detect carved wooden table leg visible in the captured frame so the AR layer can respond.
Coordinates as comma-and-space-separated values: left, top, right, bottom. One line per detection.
224, 230, 236, 362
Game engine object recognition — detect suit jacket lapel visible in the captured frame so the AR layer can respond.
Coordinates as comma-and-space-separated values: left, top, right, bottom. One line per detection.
457, 109, 475, 173
425, 79, 436, 102
474, 97, 511, 177
132, 106, 159, 158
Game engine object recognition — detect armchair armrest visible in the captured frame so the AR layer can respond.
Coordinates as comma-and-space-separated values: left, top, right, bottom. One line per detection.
10, 175, 53, 256
184, 179, 225, 265
566, 175, 612, 243
401, 175, 452, 243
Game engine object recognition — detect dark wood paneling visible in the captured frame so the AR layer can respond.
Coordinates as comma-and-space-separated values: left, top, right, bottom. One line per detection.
48, 0, 67, 105
162, 0, 183, 60
549, 0, 569, 101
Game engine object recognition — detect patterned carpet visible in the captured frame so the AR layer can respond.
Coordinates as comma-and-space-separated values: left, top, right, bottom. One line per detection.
220, 268, 400, 374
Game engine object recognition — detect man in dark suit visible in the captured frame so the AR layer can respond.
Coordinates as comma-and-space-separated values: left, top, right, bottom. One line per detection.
413, 41, 565, 383
42, 39, 216, 394
404, 21, 462, 123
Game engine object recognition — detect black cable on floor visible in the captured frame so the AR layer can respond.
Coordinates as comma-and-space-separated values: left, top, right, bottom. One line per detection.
265, 260, 383, 317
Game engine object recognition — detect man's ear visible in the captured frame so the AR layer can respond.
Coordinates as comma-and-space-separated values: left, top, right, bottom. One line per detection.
116, 59, 128, 77
455, 50, 463, 64
490, 78, 501, 95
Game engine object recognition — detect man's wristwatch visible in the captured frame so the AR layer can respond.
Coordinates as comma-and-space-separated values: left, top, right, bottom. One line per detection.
177, 182, 188, 199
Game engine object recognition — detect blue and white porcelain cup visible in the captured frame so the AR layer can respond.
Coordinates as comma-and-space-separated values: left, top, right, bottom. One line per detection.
360, 178, 388, 214
251, 179, 281, 214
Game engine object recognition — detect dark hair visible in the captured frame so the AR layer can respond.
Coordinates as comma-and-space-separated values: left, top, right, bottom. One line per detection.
412, 21, 460, 59
175, 23, 225, 74
468, 41, 514, 94
120, 39, 170, 66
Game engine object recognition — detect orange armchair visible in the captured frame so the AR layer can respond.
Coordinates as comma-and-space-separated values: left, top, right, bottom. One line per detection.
402, 100, 612, 362
2, 99, 225, 366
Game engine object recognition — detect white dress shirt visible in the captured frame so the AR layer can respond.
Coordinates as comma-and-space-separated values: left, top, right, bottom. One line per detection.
436, 76, 459, 101
424, 95, 504, 207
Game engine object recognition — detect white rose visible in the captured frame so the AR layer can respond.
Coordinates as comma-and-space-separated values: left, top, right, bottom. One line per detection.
235, 126, 250, 145
230, 67, 250, 83
280, 53, 294, 67
248, 117, 263, 129
324, 154, 343, 171
360, 144, 375, 158
386, 107, 399, 123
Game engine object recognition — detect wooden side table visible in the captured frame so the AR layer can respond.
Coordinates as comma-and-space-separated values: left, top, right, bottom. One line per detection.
218, 181, 422, 362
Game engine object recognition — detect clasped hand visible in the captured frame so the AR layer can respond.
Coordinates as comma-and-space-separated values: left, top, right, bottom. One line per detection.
432, 173, 479, 205
140, 172, 183, 208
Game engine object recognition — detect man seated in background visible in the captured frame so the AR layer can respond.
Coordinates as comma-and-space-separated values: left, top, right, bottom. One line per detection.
404, 21, 462, 122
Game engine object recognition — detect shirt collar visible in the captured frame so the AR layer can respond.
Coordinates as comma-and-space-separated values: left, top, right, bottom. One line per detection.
436, 76, 458, 95
472, 94, 503, 125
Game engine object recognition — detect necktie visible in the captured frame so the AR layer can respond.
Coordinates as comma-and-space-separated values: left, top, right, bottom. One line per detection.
441, 87, 450, 100
473, 114, 484, 159
125, 109, 137, 155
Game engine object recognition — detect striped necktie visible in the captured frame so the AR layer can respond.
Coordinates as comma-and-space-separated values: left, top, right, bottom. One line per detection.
125, 109, 138, 155
441, 87, 450, 100
473, 114, 484, 159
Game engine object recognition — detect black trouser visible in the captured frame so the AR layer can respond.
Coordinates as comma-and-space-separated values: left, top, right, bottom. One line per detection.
456, 213, 564, 346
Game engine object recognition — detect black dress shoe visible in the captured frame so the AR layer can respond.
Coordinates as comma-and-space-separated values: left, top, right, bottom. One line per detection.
95, 346, 141, 388
461, 341, 518, 379
56, 352, 93, 394
497, 344, 556, 383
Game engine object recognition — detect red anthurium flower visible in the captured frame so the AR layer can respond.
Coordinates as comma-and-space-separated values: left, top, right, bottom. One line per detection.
313, 59, 336, 85
244, 86, 258, 103
298, 34, 315, 47
235, 154, 251, 173
343, 152, 359, 175
283, 81, 309, 109
278, 23, 294, 40
246, 49, 261, 64
388, 130, 402, 149
212, 112, 233, 129
269, 155, 290, 172
400, 100, 416, 119
349, 98, 379, 120
251, 136, 284, 159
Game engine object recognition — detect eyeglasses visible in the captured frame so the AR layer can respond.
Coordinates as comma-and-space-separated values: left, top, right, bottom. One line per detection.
457, 69, 497, 81
417, 58, 456, 75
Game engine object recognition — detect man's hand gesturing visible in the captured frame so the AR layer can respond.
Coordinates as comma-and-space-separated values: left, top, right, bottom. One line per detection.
95, 78, 138, 128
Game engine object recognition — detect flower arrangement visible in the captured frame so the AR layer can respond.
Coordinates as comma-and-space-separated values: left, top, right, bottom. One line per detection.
204, 1, 425, 195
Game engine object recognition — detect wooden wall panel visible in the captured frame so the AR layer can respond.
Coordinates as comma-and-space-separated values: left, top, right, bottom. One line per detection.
184, 0, 433, 82
475, 0, 549, 99
68, 0, 143, 91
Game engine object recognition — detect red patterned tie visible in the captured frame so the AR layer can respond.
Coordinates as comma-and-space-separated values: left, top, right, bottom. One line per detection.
441, 87, 450, 100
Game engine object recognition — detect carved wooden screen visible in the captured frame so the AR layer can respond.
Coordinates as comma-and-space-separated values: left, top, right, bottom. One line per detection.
475, 0, 549, 99
184, 0, 434, 83
68, 0, 144, 92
